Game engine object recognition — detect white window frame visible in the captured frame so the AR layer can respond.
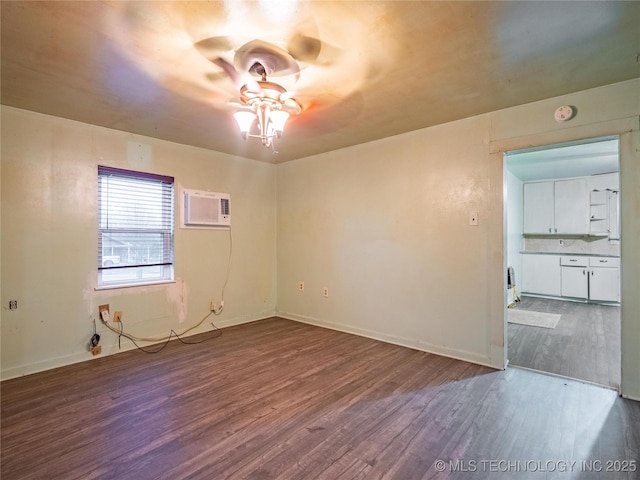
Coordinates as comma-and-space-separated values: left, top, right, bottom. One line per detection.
97, 166, 174, 289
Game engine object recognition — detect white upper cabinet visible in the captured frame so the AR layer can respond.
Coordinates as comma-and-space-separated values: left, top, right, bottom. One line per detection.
523, 178, 588, 235
554, 178, 588, 234
523, 181, 555, 234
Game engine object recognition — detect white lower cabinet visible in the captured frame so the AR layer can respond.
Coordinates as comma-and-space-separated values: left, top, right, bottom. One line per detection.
523, 254, 620, 304
589, 257, 620, 303
522, 254, 561, 297
560, 256, 589, 299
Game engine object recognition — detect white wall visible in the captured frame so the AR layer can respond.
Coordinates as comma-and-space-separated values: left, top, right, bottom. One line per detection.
2, 79, 639, 400
277, 114, 501, 367
276, 78, 640, 399
1, 107, 277, 379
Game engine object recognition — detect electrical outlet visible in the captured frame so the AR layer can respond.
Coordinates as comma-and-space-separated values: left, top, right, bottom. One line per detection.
323, 287, 329, 298
113, 311, 122, 323
298, 281, 305, 292
9, 300, 17, 310
98, 304, 110, 323
210, 301, 224, 313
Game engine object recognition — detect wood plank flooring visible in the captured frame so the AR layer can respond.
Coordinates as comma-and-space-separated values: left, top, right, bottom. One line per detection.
2, 317, 639, 479
508, 296, 621, 389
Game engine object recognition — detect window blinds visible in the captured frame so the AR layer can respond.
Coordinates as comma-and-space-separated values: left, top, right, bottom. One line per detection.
97, 166, 174, 286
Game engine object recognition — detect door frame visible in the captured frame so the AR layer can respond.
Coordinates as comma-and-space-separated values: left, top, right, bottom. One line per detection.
488, 116, 639, 400
504, 135, 620, 389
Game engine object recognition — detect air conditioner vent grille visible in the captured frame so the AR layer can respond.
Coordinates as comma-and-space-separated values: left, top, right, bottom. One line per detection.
221, 198, 230, 216
182, 189, 230, 228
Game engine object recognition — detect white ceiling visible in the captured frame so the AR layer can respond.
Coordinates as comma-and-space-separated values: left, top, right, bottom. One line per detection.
506, 137, 620, 182
1, 1, 639, 163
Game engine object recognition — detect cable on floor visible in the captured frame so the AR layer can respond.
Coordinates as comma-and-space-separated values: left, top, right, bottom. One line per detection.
101, 311, 222, 354
99, 224, 232, 353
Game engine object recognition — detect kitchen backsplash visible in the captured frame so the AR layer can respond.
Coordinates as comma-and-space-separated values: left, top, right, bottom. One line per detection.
524, 236, 620, 256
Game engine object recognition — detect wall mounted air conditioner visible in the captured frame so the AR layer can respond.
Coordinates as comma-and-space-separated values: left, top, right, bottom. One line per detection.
182, 189, 230, 228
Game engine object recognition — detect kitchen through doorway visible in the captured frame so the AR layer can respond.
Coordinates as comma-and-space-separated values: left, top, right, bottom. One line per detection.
504, 136, 621, 390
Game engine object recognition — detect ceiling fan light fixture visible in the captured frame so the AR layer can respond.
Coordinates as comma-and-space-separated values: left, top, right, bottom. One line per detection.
229, 62, 300, 151
269, 110, 290, 137
234, 93, 299, 149
233, 111, 257, 138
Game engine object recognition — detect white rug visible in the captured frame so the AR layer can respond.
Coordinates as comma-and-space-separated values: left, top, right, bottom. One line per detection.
508, 309, 561, 329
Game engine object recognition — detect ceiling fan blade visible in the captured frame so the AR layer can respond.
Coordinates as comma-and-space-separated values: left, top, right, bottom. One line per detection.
205, 71, 228, 83
287, 33, 322, 63
234, 40, 300, 78
194, 36, 234, 59
212, 57, 261, 92
227, 100, 248, 109
221, 100, 254, 112
286, 17, 342, 67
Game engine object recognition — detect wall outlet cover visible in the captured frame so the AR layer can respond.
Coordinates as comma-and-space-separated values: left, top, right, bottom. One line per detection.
98, 304, 110, 322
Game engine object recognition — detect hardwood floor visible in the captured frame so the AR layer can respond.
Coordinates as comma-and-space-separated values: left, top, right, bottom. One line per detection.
2, 317, 639, 479
508, 296, 621, 389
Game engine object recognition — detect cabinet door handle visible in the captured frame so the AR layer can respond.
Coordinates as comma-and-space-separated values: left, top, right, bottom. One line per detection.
599, 259, 607, 263
583, 269, 586, 275
549, 228, 552, 233
591, 271, 594, 276
554, 228, 557, 233
570, 259, 577, 262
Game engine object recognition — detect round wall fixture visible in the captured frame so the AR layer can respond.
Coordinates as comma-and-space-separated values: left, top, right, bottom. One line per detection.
554, 105, 576, 122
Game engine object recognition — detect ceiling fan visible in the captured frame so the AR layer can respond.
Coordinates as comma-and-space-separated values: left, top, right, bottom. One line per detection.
218, 56, 301, 149
194, 35, 336, 150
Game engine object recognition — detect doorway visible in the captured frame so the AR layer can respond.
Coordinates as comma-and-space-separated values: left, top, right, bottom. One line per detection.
504, 136, 621, 390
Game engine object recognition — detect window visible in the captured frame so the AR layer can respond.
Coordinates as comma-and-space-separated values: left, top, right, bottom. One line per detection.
98, 166, 174, 288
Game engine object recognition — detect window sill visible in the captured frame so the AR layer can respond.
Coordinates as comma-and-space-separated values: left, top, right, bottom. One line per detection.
95, 280, 176, 291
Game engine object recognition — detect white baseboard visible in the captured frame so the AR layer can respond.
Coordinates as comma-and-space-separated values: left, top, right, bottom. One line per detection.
621, 393, 640, 402
1, 310, 276, 381
277, 310, 501, 370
